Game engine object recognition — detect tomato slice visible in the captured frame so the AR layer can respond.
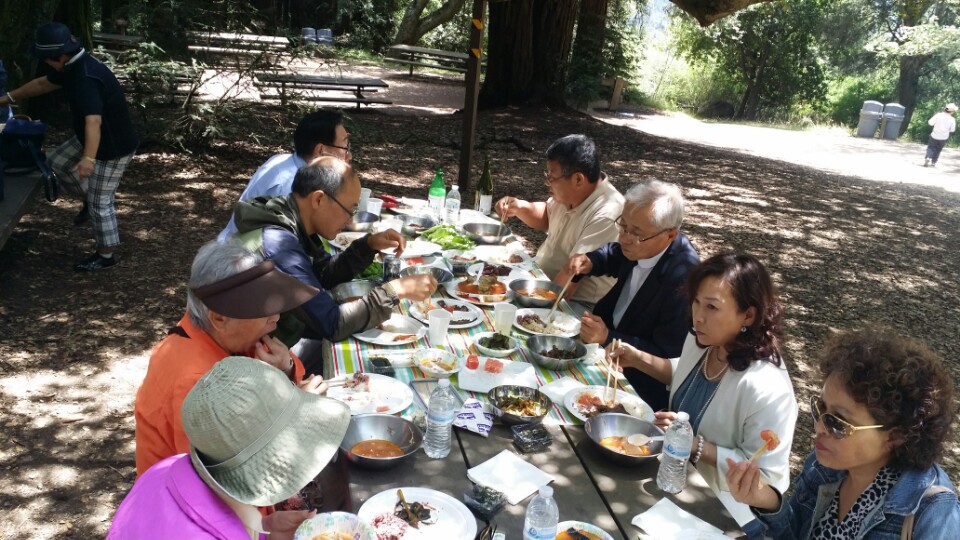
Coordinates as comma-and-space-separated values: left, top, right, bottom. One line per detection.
465, 354, 479, 369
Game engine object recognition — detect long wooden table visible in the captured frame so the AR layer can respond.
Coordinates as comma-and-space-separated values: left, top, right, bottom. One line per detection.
255, 72, 392, 108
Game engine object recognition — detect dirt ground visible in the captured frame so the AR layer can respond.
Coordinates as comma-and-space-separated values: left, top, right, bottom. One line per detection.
2, 68, 960, 539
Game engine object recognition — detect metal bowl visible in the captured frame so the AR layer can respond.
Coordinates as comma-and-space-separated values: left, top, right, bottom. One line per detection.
399, 264, 455, 284
525, 334, 587, 370
330, 280, 377, 303
584, 413, 663, 466
342, 211, 380, 232
463, 222, 512, 245
339, 414, 423, 470
487, 385, 552, 426
508, 279, 564, 308
400, 214, 438, 237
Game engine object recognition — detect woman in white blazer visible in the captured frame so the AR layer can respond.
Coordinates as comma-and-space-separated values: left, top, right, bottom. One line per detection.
610, 252, 798, 534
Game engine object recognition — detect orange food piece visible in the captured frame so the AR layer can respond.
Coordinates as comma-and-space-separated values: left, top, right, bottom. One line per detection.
760, 429, 780, 450
465, 355, 480, 369
483, 358, 504, 374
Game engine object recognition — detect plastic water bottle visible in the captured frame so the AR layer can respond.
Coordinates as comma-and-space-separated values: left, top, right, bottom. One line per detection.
423, 379, 458, 458
428, 168, 446, 219
523, 486, 559, 540
657, 411, 694, 494
444, 184, 461, 225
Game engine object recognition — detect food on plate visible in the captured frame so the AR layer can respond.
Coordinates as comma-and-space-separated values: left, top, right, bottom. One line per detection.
421, 299, 471, 314
465, 354, 480, 370
417, 354, 457, 372
518, 313, 548, 333
371, 512, 408, 540
419, 224, 475, 250
483, 358, 504, 374
394, 489, 437, 529
574, 392, 627, 418
750, 429, 781, 461
517, 288, 559, 301
344, 373, 370, 392
391, 334, 416, 342
541, 346, 579, 359
457, 275, 506, 296
508, 253, 525, 264
350, 439, 404, 458
598, 435, 652, 457
333, 233, 357, 247
407, 223, 425, 230
477, 264, 511, 277
312, 532, 353, 540
557, 528, 605, 540
452, 254, 477, 262
478, 333, 513, 350
498, 396, 547, 417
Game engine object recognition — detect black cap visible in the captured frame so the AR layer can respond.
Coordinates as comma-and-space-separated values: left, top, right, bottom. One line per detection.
30, 23, 79, 59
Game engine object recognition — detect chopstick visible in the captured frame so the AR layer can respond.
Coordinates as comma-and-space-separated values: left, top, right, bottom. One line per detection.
602, 339, 622, 404
546, 273, 576, 323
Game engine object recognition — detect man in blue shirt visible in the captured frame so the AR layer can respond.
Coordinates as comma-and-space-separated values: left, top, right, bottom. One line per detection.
218, 109, 351, 242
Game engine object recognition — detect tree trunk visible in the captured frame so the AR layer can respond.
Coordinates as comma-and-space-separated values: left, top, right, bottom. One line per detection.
394, 0, 430, 44
393, 0, 467, 45
55, 0, 94, 50
0, 0, 59, 86
897, 54, 928, 135
569, 0, 608, 95
530, 0, 577, 107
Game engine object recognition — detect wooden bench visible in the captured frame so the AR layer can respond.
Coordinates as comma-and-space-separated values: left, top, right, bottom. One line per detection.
601, 77, 627, 110
255, 72, 392, 109
0, 172, 40, 251
187, 31, 289, 67
92, 32, 144, 55
385, 44, 484, 75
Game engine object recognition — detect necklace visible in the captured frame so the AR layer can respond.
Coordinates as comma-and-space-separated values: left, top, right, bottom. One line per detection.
702, 346, 729, 382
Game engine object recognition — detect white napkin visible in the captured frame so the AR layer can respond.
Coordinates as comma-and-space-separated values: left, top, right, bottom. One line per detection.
467, 449, 554, 505
632, 498, 725, 539
538, 376, 585, 404
453, 398, 493, 437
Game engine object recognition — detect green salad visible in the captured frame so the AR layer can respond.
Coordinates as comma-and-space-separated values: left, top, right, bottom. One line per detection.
356, 261, 382, 280
420, 225, 476, 250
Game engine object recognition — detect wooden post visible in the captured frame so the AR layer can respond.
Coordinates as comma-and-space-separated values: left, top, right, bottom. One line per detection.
458, 0, 487, 191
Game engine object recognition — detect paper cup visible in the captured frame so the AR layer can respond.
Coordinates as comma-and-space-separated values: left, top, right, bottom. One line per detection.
365, 197, 383, 217
428, 309, 452, 347
358, 188, 372, 212
493, 303, 518, 335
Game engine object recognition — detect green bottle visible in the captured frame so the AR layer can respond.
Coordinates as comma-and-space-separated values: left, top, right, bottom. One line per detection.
428, 167, 446, 218
475, 158, 493, 215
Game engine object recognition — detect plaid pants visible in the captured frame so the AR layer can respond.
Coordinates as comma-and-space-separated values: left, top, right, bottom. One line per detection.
48, 136, 134, 248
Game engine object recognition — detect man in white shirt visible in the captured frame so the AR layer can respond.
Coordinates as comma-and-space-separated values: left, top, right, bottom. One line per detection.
218, 109, 351, 242
925, 103, 956, 167
495, 134, 624, 309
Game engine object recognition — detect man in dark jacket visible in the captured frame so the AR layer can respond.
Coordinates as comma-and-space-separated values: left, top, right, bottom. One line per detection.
563, 179, 699, 410
0, 22, 139, 271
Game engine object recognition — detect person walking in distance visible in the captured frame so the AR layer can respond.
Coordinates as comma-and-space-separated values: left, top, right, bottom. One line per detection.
925, 103, 956, 167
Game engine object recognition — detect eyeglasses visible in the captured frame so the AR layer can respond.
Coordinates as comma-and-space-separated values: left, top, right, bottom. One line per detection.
323, 190, 358, 217
543, 171, 571, 185
615, 217, 671, 243
810, 395, 884, 440
326, 141, 351, 153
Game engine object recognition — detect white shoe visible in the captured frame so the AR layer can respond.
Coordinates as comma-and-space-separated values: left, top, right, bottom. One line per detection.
924, 159, 931, 167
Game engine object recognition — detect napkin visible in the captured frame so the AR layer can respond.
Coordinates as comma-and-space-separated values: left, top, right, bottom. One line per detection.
632, 498, 725, 539
454, 398, 493, 437
538, 376, 585, 404
467, 449, 554, 505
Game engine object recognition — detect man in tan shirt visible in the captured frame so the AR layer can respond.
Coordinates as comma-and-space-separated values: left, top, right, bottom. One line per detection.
496, 134, 624, 308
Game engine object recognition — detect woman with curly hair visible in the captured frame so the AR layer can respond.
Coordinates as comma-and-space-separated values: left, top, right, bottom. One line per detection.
610, 252, 797, 532
725, 328, 960, 539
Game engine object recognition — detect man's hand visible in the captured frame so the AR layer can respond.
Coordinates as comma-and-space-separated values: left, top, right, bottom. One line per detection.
562, 254, 593, 278
389, 274, 437, 301
253, 335, 292, 372
579, 311, 609, 345
367, 229, 406, 257
494, 196, 527, 220
298, 374, 329, 395
261, 509, 316, 540
72, 158, 94, 179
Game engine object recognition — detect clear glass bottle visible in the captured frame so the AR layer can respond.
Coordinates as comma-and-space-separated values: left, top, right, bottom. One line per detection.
475, 158, 493, 215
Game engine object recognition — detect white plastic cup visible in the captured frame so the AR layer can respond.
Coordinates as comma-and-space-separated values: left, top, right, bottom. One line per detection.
493, 303, 518, 335
428, 309, 452, 347
365, 197, 383, 217
358, 187, 372, 212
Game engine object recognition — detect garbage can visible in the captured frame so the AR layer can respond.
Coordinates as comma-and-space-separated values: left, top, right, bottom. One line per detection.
856, 100, 883, 138
300, 27, 317, 45
880, 103, 905, 140
317, 28, 333, 46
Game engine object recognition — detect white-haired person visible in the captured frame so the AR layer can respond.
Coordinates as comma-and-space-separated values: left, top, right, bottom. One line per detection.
561, 179, 699, 411
111, 356, 351, 539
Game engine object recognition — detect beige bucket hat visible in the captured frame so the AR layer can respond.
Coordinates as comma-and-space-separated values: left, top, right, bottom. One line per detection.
181, 356, 350, 506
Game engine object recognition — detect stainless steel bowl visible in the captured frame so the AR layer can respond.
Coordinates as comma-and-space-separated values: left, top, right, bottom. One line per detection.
399, 265, 455, 284
584, 413, 663, 466
339, 414, 423, 470
525, 334, 587, 370
330, 280, 378, 303
509, 279, 564, 308
400, 214, 438, 237
342, 211, 380, 232
487, 385, 552, 426
463, 222, 512, 245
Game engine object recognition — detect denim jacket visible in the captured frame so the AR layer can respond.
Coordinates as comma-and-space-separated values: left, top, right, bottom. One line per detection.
756, 452, 960, 540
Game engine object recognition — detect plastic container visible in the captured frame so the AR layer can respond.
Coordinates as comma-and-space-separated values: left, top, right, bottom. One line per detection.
423, 378, 459, 458
880, 102, 905, 140
444, 184, 461, 225
428, 168, 446, 218
511, 423, 553, 453
657, 411, 693, 494
856, 100, 883, 138
523, 485, 559, 540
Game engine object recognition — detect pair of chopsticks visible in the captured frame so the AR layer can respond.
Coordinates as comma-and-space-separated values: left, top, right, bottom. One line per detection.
545, 273, 576, 323
602, 338, 622, 405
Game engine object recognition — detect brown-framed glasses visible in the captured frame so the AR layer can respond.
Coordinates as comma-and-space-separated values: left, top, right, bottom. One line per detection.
615, 216, 670, 243
810, 395, 884, 440
323, 190, 358, 217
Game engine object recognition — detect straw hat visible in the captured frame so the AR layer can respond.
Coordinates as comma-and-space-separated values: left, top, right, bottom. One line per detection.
181, 356, 350, 506
190, 259, 318, 319
946, 103, 958, 112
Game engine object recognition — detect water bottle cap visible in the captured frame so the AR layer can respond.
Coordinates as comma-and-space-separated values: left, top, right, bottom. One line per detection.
451, 184, 459, 190
676, 411, 690, 422
539, 486, 553, 497
438, 378, 450, 387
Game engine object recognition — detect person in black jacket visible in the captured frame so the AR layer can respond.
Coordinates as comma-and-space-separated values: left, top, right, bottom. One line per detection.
0, 22, 139, 271
562, 179, 698, 410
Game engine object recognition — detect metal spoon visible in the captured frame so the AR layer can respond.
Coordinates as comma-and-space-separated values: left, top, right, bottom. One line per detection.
626, 433, 664, 446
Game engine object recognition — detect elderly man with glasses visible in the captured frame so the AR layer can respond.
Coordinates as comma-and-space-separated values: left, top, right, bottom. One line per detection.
495, 134, 623, 310
562, 179, 699, 410
231, 156, 437, 374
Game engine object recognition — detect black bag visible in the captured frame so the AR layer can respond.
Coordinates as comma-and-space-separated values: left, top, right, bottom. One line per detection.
0, 115, 58, 202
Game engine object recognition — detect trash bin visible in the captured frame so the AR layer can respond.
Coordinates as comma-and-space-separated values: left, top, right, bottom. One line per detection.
317, 28, 333, 46
880, 103, 905, 140
856, 100, 883, 138
300, 27, 317, 45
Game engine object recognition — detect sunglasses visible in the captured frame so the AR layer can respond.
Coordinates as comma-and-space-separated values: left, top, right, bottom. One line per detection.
810, 395, 884, 440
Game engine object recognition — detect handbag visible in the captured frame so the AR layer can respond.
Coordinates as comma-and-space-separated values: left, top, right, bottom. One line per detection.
0, 114, 58, 202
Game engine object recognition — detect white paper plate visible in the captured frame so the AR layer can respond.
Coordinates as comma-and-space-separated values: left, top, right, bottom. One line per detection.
358, 487, 477, 539
327, 373, 414, 415
469, 245, 533, 267
466, 262, 535, 284
381, 239, 442, 259
353, 314, 426, 346
513, 308, 580, 338
330, 231, 367, 251
443, 279, 513, 306
408, 299, 484, 329
387, 197, 431, 216
457, 356, 538, 394
413, 348, 461, 378
563, 385, 655, 423
294, 512, 376, 540
556, 521, 615, 540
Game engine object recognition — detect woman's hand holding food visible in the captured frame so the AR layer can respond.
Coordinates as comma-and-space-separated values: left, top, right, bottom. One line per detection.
298, 374, 329, 395
724, 458, 781, 511
367, 229, 406, 256
389, 274, 438, 301
580, 312, 610, 345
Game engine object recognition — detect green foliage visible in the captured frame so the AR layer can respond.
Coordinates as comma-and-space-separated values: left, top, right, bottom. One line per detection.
420, 3, 473, 52
336, 0, 403, 53
566, 0, 645, 107
825, 71, 897, 128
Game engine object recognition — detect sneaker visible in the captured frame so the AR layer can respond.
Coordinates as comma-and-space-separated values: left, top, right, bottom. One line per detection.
924, 158, 931, 167
74, 253, 119, 272
73, 201, 89, 225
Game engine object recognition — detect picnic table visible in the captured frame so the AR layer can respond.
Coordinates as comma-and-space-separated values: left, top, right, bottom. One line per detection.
92, 32, 143, 55
386, 44, 485, 76
0, 172, 39, 251
255, 72, 392, 108
324, 212, 745, 538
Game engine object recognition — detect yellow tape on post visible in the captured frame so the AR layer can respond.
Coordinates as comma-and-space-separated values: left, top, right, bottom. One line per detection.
472, 18, 484, 30
471, 47, 482, 58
